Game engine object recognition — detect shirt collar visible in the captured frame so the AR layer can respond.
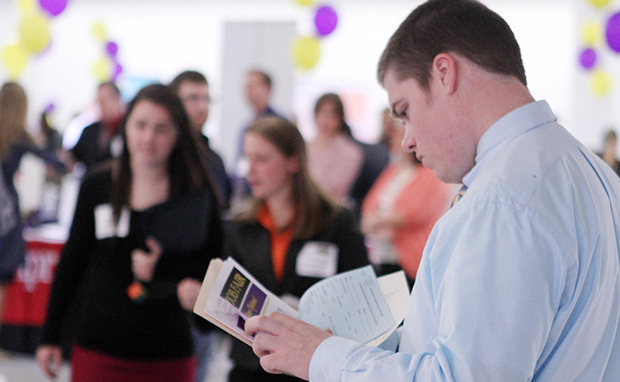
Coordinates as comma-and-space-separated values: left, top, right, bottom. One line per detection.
462, 100, 557, 187
257, 204, 277, 232
257, 203, 296, 234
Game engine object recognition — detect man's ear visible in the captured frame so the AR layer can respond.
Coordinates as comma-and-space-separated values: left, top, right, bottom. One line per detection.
431, 53, 458, 95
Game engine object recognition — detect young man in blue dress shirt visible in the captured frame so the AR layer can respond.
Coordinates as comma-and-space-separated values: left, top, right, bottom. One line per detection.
244, 0, 620, 380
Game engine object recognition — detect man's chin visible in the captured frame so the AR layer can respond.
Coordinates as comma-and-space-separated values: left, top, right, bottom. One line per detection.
430, 166, 460, 185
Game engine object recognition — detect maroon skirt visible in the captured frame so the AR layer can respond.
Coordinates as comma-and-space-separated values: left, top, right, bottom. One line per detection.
71, 345, 196, 382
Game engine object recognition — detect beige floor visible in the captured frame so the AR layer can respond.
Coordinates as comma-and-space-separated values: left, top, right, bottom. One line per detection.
0, 336, 233, 382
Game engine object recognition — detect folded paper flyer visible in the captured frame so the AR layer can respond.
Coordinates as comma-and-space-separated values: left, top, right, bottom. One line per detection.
193, 257, 410, 347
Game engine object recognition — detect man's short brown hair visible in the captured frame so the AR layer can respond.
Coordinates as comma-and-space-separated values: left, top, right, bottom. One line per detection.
377, 0, 526, 90
247, 70, 272, 89
98, 81, 121, 97
169, 70, 208, 94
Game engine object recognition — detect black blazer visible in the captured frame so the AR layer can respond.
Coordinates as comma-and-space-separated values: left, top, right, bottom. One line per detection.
224, 207, 370, 371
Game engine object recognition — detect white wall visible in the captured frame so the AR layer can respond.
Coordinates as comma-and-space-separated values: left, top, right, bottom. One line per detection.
0, 0, 588, 165
220, 21, 296, 169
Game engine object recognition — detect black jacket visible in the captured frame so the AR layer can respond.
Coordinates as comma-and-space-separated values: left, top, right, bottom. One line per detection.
41, 169, 223, 360
225, 207, 369, 371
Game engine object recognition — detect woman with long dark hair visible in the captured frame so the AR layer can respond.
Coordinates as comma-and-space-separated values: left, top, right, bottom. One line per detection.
36, 84, 222, 382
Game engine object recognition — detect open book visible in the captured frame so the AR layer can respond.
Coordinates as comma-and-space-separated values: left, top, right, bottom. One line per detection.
193, 257, 410, 347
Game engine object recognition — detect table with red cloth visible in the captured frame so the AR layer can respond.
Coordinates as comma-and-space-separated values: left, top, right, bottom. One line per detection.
0, 226, 67, 354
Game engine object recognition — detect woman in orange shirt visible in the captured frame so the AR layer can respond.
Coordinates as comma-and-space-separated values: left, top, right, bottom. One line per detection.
361, 114, 450, 283
226, 116, 369, 382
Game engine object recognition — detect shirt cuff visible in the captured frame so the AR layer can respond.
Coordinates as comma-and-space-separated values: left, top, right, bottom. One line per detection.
309, 336, 363, 381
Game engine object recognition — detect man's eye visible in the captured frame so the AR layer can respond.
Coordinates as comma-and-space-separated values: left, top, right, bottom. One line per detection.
396, 109, 407, 125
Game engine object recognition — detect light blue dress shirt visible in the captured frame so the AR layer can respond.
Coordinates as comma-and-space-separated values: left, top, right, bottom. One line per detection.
309, 101, 620, 381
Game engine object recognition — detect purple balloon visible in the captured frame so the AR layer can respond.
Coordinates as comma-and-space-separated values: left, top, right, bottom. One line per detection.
112, 62, 123, 81
39, 0, 68, 17
606, 12, 620, 53
579, 48, 597, 70
314, 5, 338, 37
106, 41, 118, 58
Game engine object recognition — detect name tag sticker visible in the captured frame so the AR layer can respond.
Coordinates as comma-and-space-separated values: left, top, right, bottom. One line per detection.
94, 204, 129, 239
295, 242, 338, 279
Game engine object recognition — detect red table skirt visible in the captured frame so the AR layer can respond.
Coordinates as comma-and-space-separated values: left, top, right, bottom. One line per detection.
1, 239, 63, 353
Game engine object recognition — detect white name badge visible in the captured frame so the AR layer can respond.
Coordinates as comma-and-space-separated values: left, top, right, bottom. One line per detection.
94, 204, 130, 239
295, 241, 338, 279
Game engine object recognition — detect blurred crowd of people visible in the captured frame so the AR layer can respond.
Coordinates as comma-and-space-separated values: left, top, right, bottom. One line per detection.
1, 60, 619, 381
0, 68, 481, 382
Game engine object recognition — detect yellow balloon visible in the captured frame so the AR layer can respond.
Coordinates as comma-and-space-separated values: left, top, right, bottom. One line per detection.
292, 36, 321, 69
18, 14, 51, 53
17, 0, 36, 15
92, 57, 112, 82
581, 21, 602, 46
590, 70, 612, 96
586, 0, 612, 8
294, 0, 315, 6
92, 22, 106, 42
1, 44, 29, 79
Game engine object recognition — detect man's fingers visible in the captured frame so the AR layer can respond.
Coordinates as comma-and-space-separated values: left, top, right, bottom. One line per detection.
254, 347, 271, 358
246, 313, 331, 380
269, 311, 325, 336
252, 333, 286, 374
268, 311, 301, 327
246, 312, 333, 342
245, 314, 283, 337
252, 331, 275, 357
246, 315, 287, 359
259, 354, 285, 375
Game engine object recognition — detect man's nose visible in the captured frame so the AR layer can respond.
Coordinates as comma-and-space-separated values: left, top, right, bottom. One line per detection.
401, 126, 416, 153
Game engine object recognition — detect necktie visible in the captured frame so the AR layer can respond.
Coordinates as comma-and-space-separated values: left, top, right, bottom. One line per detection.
450, 184, 468, 208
